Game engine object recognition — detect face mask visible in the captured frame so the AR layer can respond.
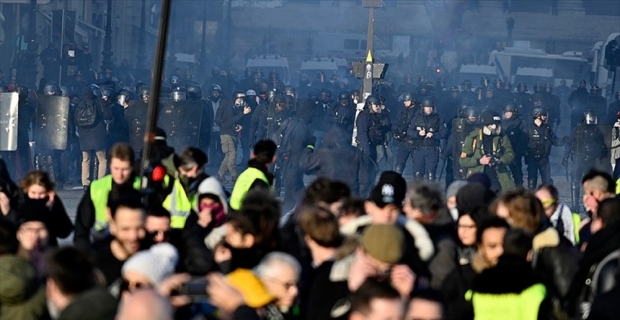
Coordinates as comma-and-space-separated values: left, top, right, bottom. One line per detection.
483, 124, 501, 136
449, 207, 459, 221
47, 299, 60, 320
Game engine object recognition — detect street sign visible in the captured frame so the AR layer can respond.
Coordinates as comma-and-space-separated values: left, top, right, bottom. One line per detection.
362, 0, 383, 8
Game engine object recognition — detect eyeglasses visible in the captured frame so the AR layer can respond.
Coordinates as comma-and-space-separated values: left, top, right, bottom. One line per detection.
120, 279, 153, 293
264, 276, 297, 291
457, 224, 476, 230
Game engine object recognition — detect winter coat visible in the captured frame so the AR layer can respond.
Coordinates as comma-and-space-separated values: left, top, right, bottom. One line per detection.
460, 129, 515, 191
215, 100, 246, 136
588, 275, 620, 320
77, 88, 113, 151
299, 125, 369, 195
17, 195, 74, 247
57, 287, 117, 320
0, 255, 48, 320
441, 252, 492, 320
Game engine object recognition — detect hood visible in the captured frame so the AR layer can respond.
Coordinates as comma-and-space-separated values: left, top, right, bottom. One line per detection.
195, 176, 229, 214
81, 87, 96, 100
58, 287, 117, 320
0, 255, 39, 305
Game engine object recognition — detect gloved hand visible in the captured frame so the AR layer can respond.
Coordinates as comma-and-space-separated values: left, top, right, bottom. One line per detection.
306, 136, 317, 149
562, 158, 568, 166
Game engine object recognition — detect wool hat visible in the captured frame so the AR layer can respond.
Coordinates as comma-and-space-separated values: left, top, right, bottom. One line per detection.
446, 180, 468, 199
479, 110, 501, 126
369, 171, 407, 208
122, 243, 179, 285
361, 224, 404, 264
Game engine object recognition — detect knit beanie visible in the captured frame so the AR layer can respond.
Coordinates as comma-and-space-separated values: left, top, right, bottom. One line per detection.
122, 243, 179, 285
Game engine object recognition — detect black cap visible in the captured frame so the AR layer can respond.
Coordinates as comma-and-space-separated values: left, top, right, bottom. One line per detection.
479, 110, 501, 126
368, 171, 407, 208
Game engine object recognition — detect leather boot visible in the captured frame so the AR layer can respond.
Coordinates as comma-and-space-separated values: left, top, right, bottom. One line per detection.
414, 172, 424, 181
426, 170, 435, 182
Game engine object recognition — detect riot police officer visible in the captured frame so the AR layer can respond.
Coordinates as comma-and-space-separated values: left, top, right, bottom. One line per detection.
333, 90, 356, 138
376, 96, 394, 171
186, 84, 213, 154
568, 80, 589, 128
563, 110, 608, 209
313, 89, 333, 146
206, 84, 225, 166
442, 104, 478, 184
101, 87, 128, 150
501, 103, 527, 187
356, 95, 391, 183
524, 107, 564, 189
15, 85, 34, 177
493, 79, 509, 105
408, 97, 447, 181
477, 87, 502, 113
35, 82, 67, 188
461, 80, 475, 103
515, 83, 533, 116
543, 83, 561, 130
393, 93, 417, 174
587, 85, 607, 120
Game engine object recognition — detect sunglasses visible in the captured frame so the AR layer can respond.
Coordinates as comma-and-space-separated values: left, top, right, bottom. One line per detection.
540, 198, 556, 209
147, 229, 171, 239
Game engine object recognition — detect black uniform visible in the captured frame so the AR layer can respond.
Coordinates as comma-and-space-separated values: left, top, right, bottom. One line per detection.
408, 109, 447, 181
501, 115, 527, 187
524, 118, 564, 189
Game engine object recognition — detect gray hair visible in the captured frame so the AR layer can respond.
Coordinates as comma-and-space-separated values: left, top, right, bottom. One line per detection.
254, 252, 301, 278
405, 183, 444, 216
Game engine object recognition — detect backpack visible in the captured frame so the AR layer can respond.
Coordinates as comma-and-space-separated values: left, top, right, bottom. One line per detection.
577, 248, 620, 319
75, 99, 102, 128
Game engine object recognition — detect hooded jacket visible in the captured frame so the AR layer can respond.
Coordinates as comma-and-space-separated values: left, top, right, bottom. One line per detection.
460, 129, 515, 191
0, 255, 48, 320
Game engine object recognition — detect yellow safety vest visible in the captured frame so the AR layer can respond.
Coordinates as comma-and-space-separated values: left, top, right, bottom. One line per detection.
162, 177, 196, 229
90, 175, 141, 231
230, 167, 269, 211
572, 213, 581, 244
466, 283, 547, 320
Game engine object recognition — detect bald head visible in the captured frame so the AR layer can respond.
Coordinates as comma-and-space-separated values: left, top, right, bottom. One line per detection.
116, 289, 173, 320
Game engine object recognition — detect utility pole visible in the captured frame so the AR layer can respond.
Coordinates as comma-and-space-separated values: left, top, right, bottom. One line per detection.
200, 0, 208, 74
101, 0, 114, 73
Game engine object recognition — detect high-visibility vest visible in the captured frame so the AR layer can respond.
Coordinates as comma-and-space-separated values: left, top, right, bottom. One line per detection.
90, 175, 141, 231
162, 177, 196, 229
230, 167, 268, 211
572, 213, 581, 244
466, 283, 547, 320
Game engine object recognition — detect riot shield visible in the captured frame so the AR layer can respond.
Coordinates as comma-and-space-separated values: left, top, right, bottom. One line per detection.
125, 100, 148, 152
0, 92, 19, 151
35, 95, 70, 150
158, 100, 203, 151
599, 124, 613, 172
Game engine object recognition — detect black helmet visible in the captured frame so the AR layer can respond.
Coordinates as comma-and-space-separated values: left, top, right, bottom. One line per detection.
186, 85, 202, 100
210, 84, 222, 92
450, 86, 460, 93
462, 80, 472, 90
89, 84, 102, 99
365, 95, 380, 106
233, 91, 246, 100
480, 110, 501, 126
139, 87, 150, 100
117, 89, 133, 105
458, 102, 473, 117
464, 107, 478, 120
338, 90, 350, 102
533, 83, 543, 93
532, 107, 547, 118
591, 85, 601, 95
267, 89, 279, 102
494, 79, 503, 89
15, 85, 28, 97
420, 97, 435, 107
101, 87, 116, 100
583, 110, 597, 124
503, 102, 518, 113
171, 88, 187, 101
480, 76, 490, 87
402, 92, 414, 102
43, 83, 59, 96
283, 85, 296, 96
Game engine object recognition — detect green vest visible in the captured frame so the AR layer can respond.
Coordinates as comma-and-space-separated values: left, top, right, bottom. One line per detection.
572, 213, 581, 244
90, 175, 142, 231
162, 177, 196, 229
230, 167, 268, 210
466, 284, 547, 320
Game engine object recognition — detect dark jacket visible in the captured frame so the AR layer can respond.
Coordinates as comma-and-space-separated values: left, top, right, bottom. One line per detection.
408, 112, 447, 147
299, 125, 369, 195
77, 88, 113, 151
0, 255, 48, 320
17, 195, 74, 247
57, 287, 117, 320
215, 100, 246, 136
501, 115, 527, 152
441, 253, 491, 320
588, 275, 620, 320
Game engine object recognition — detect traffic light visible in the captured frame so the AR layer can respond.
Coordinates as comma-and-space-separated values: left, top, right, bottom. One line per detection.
604, 39, 619, 70
142, 161, 167, 207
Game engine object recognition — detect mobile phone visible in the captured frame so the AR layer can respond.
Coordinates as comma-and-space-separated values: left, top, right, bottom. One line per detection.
177, 278, 210, 303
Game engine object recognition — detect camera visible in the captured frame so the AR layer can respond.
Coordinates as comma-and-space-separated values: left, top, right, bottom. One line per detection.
488, 156, 500, 168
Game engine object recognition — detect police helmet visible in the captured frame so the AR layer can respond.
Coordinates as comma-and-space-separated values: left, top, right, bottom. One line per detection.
450, 86, 460, 93
365, 95, 380, 107
43, 83, 59, 96
583, 110, 597, 124
170, 76, 180, 85
402, 92, 415, 102
89, 84, 102, 99
117, 89, 133, 105
101, 87, 115, 100
532, 107, 547, 118
15, 85, 28, 97
494, 79, 503, 89
233, 91, 246, 100
273, 95, 287, 107
545, 83, 553, 92
283, 86, 296, 96
246, 89, 257, 97
338, 90, 350, 102
267, 89, 279, 102
186, 85, 203, 100
139, 87, 150, 99
462, 80, 472, 90
211, 84, 222, 92
464, 107, 478, 120
503, 103, 518, 114
591, 85, 601, 95
480, 76, 490, 87
533, 83, 543, 93
458, 102, 473, 117
171, 90, 187, 101
421, 97, 435, 108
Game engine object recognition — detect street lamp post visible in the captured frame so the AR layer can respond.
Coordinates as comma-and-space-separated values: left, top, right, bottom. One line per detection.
137, 0, 147, 78
200, 0, 208, 73
101, 0, 114, 73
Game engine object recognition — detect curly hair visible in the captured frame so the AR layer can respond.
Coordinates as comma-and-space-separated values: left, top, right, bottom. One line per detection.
490, 189, 544, 233
19, 170, 55, 193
